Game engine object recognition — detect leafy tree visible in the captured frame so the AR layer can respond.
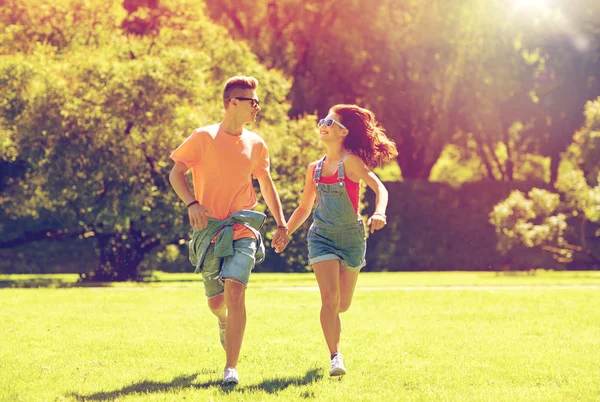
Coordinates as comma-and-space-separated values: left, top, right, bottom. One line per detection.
489, 98, 600, 267
204, 0, 600, 184
518, 1, 600, 184
203, 0, 472, 179
449, 5, 538, 182
0, 0, 126, 54
0, 0, 313, 279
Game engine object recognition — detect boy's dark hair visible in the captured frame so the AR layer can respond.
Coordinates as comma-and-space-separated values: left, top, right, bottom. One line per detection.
223, 76, 259, 108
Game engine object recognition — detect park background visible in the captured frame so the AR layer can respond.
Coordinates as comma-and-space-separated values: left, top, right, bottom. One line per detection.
1, 0, 599, 280
1, 2, 600, 401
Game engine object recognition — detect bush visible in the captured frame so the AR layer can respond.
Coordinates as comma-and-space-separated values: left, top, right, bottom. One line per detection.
489, 98, 600, 268
364, 180, 560, 271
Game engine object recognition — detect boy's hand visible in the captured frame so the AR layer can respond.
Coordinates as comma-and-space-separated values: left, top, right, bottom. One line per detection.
188, 203, 212, 230
273, 235, 290, 254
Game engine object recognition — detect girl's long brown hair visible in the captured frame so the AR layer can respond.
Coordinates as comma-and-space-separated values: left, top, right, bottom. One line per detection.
331, 104, 398, 169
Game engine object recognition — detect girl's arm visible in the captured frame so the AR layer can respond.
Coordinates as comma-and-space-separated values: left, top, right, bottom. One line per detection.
273, 162, 317, 253
345, 155, 388, 233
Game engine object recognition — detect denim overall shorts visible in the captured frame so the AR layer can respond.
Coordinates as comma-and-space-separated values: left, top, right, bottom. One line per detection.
307, 153, 367, 271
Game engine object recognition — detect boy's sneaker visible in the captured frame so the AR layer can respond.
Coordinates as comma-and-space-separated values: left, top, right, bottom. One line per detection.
218, 320, 226, 350
223, 367, 239, 385
329, 353, 347, 376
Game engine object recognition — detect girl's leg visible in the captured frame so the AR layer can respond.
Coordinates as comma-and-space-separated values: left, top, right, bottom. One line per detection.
339, 265, 360, 313
312, 259, 342, 355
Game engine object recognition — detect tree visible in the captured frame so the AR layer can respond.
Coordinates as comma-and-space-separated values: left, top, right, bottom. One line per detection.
204, 0, 475, 179
0, 0, 310, 279
0, 0, 126, 54
448, 4, 543, 182
512, 0, 600, 183
489, 98, 600, 267
204, 0, 600, 183
429, 0, 600, 186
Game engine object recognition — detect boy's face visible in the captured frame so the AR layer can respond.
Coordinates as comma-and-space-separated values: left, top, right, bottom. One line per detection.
229, 89, 261, 124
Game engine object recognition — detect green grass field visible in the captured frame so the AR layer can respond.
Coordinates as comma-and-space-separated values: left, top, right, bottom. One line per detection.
1, 271, 599, 401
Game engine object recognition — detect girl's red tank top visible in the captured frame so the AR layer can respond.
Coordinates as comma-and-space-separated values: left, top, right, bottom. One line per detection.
313, 166, 360, 216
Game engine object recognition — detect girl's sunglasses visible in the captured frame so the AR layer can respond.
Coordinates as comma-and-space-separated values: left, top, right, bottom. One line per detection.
318, 118, 347, 130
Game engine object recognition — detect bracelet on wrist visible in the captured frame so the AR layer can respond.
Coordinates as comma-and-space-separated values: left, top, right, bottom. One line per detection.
186, 200, 199, 208
372, 212, 387, 219
277, 226, 288, 230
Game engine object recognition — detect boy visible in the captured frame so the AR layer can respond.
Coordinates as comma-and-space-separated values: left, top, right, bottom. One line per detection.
169, 76, 288, 385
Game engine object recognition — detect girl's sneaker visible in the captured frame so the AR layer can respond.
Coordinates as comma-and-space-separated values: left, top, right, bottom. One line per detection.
329, 354, 347, 376
223, 367, 239, 385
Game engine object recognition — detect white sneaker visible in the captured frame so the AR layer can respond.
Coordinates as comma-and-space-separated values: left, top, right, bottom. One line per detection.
329, 354, 347, 376
218, 320, 226, 350
223, 367, 239, 385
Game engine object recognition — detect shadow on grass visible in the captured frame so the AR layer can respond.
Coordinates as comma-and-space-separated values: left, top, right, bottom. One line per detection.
0, 275, 203, 289
0, 278, 112, 288
68, 368, 323, 400
234, 368, 322, 394
145, 278, 203, 284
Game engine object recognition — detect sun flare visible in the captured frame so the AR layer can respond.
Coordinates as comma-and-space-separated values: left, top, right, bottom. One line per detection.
515, 0, 546, 8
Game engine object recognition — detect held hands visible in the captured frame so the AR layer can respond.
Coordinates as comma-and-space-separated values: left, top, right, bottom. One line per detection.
187, 201, 212, 230
367, 212, 387, 234
271, 226, 290, 254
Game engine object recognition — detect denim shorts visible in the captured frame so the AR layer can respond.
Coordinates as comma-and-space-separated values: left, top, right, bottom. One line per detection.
307, 220, 367, 271
200, 237, 257, 297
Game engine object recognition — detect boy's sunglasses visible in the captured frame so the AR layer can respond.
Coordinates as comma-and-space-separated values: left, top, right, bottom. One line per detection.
233, 97, 260, 108
318, 118, 347, 130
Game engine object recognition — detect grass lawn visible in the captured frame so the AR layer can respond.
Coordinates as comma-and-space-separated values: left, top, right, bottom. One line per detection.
1, 271, 599, 401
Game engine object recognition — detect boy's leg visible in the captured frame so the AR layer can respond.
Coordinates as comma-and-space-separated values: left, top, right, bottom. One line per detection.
223, 279, 246, 368
220, 238, 257, 372
200, 245, 227, 347
208, 294, 227, 349
208, 295, 226, 321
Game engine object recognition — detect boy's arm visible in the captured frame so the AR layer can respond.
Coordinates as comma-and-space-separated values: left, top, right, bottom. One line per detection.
169, 161, 211, 230
169, 162, 195, 205
257, 173, 288, 243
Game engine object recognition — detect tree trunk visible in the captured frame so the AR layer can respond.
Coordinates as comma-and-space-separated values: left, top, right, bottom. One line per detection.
82, 231, 153, 282
549, 155, 560, 185
395, 132, 444, 180
503, 127, 514, 181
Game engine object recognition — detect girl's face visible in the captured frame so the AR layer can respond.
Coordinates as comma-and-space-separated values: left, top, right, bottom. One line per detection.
318, 112, 348, 143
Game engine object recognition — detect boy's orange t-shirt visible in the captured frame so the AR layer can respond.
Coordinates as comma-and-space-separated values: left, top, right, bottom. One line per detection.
170, 124, 270, 240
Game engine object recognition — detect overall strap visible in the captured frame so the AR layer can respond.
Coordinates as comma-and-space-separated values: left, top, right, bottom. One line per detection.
313, 155, 327, 184
337, 152, 353, 184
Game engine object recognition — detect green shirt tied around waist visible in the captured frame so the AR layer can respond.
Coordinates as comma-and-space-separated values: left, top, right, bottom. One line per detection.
188, 210, 266, 273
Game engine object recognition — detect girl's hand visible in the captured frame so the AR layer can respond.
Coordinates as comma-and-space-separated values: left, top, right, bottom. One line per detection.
273, 235, 291, 253
367, 213, 387, 233
271, 227, 290, 253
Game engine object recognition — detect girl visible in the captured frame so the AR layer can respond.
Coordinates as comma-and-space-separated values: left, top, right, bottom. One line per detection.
275, 104, 398, 376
